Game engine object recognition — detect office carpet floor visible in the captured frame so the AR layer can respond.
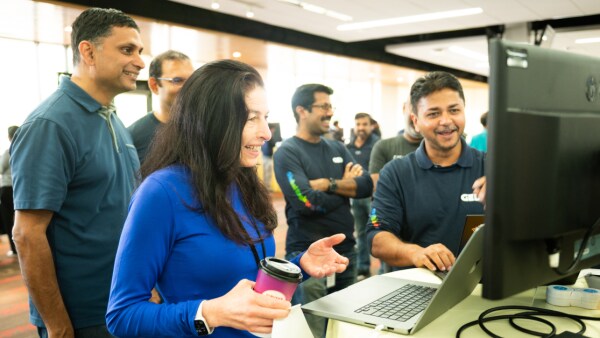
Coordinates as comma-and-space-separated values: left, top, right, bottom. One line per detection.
0, 192, 379, 337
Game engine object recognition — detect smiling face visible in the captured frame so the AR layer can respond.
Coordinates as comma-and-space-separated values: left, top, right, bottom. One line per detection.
412, 88, 465, 157
240, 86, 271, 167
299, 91, 334, 139
91, 26, 145, 96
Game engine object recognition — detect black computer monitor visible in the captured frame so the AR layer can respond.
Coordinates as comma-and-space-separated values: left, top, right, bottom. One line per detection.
482, 39, 600, 300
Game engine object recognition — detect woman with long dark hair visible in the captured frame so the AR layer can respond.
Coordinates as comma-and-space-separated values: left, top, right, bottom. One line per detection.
106, 59, 349, 337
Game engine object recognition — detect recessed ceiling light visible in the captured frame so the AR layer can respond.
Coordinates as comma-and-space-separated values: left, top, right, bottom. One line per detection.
246, 8, 255, 18
337, 7, 483, 31
211, 1, 220, 10
232, 51, 242, 58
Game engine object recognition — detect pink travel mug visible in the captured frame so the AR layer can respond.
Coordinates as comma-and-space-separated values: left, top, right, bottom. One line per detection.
254, 257, 302, 301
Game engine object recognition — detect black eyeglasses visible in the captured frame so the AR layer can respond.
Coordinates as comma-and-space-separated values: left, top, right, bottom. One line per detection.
311, 103, 335, 112
156, 77, 187, 86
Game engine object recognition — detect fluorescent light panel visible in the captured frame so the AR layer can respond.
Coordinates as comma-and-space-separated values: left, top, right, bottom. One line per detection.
337, 7, 483, 31
575, 37, 600, 44
277, 0, 352, 21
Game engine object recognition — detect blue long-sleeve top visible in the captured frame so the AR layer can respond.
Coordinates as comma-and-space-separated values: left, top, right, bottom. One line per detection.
273, 136, 373, 254
107, 165, 305, 337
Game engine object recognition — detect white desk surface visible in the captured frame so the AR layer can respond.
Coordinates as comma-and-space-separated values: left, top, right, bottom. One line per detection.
325, 269, 600, 338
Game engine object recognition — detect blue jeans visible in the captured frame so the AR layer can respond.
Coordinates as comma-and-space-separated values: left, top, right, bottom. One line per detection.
37, 325, 114, 338
351, 198, 372, 274
287, 249, 357, 338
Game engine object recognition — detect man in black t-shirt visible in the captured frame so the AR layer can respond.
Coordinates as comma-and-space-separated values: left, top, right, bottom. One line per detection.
274, 84, 373, 338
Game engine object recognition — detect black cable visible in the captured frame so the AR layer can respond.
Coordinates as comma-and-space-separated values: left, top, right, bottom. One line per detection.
456, 305, 600, 338
507, 311, 587, 336
508, 313, 556, 337
555, 216, 600, 276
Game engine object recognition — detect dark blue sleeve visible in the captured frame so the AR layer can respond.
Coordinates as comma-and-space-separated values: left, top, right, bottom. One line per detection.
106, 177, 200, 337
340, 145, 373, 199
11, 119, 76, 211
366, 163, 404, 252
289, 252, 310, 282
274, 144, 345, 215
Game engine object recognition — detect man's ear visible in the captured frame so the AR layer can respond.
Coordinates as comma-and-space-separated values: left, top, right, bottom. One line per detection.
410, 113, 420, 133
78, 41, 95, 65
295, 105, 307, 119
148, 77, 160, 95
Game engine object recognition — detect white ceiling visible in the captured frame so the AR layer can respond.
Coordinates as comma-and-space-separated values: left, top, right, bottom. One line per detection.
170, 0, 600, 76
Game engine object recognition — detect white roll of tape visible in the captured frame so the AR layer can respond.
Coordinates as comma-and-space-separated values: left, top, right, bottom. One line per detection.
546, 285, 600, 310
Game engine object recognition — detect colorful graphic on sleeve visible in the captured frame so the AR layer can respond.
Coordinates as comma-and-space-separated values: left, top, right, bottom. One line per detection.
286, 171, 323, 212
370, 208, 380, 228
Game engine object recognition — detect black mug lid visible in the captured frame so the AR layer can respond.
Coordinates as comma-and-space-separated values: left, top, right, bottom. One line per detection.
260, 257, 302, 283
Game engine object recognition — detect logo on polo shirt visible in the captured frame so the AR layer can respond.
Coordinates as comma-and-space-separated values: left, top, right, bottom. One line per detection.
461, 193, 479, 202
332, 156, 343, 163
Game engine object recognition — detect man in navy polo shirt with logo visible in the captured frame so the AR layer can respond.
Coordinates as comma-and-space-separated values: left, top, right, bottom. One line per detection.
367, 71, 486, 273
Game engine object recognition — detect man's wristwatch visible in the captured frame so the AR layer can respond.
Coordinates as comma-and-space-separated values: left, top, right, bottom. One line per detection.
328, 177, 337, 193
194, 301, 214, 336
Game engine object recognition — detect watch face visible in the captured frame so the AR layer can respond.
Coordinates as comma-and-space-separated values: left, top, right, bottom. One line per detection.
194, 319, 210, 336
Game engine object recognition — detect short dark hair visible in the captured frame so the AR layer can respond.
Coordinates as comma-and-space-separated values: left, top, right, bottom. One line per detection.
149, 50, 191, 79
410, 71, 465, 115
480, 112, 488, 127
71, 8, 139, 65
291, 84, 333, 122
8, 126, 18, 141
354, 112, 371, 121
142, 59, 276, 245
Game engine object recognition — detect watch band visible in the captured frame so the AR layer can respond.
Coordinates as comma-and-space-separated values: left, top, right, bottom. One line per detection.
194, 301, 214, 336
328, 177, 337, 193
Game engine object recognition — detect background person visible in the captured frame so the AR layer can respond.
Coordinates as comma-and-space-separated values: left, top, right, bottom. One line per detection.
107, 60, 349, 338
469, 111, 488, 152
369, 100, 423, 190
10, 8, 143, 337
128, 50, 194, 163
1, 125, 18, 257
346, 113, 379, 279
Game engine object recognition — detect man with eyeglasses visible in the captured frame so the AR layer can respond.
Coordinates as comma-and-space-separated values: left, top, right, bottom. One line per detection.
128, 50, 194, 163
274, 83, 373, 338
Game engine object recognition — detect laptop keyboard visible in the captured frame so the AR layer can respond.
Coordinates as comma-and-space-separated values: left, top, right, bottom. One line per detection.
354, 284, 437, 321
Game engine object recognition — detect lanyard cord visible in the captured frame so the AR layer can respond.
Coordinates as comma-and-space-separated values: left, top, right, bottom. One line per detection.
243, 217, 266, 268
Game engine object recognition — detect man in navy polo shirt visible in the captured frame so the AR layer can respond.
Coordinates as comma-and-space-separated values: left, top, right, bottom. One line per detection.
11, 8, 143, 337
366, 71, 486, 272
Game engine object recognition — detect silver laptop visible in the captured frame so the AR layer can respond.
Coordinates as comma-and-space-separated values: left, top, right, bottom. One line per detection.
302, 225, 484, 335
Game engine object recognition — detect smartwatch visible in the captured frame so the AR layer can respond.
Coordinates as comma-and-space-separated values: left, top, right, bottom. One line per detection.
328, 177, 337, 193
194, 301, 213, 336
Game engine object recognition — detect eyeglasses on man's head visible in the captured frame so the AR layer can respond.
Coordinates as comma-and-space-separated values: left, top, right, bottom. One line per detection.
311, 103, 335, 112
156, 77, 187, 86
